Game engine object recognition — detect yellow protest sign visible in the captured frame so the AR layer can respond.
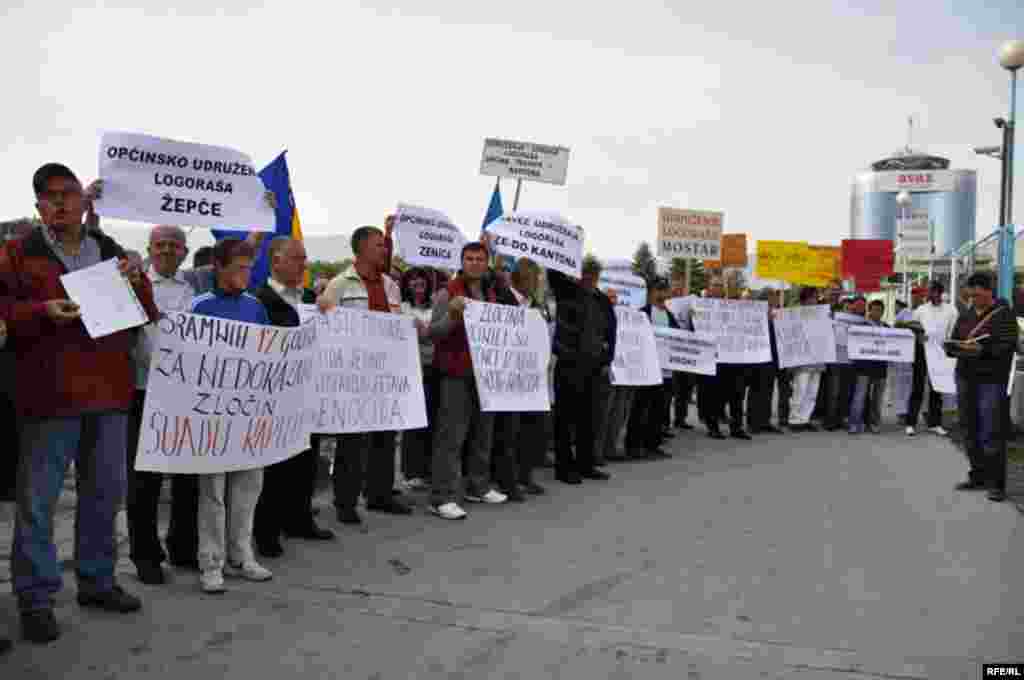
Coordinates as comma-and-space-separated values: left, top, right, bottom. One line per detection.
800, 245, 841, 286
755, 240, 809, 282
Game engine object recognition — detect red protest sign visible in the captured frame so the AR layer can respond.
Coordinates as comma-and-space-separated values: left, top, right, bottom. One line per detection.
841, 239, 894, 283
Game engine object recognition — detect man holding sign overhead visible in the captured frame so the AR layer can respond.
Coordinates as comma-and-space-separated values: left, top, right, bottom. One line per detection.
1, 163, 159, 644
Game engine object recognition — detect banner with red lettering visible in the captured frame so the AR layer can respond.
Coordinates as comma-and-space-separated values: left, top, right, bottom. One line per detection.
841, 239, 894, 292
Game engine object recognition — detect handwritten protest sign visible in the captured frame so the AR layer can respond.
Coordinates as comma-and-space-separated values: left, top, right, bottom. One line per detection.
657, 207, 723, 259
610, 308, 661, 386
704, 233, 748, 269
134, 313, 317, 474
654, 327, 717, 376
924, 341, 957, 394
841, 240, 894, 292
299, 305, 427, 433
847, 325, 914, 363
755, 241, 809, 282
393, 203, 466, 270
599, 271, 647, 309
464, 301, 551, 412
773, 305, 837, 368
486, 211, 583, 277
95, 131, 274, 231
690, 299, 771, 364
805, 245, 841, 286
831, 312, 866, 364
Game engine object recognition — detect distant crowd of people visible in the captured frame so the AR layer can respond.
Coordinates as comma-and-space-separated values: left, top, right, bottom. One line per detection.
0, 162, 1017, 654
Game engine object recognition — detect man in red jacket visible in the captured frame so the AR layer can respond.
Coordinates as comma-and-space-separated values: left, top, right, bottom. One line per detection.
0, 163, 159, 644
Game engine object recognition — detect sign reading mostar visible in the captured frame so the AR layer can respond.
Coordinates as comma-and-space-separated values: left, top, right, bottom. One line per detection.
657, 207, 724, 259
479, 138, 570, 186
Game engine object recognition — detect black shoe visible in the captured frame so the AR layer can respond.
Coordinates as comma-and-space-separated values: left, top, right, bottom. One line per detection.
987, 488, 1007, 502
168, 556, 200, 572
647, 447, 671, 459
556, 471, 582, 485
708, 429, 727, 440
0, 637, 11, 655
522, 481, 546, 495
676, 422, 695, 430
367, 498, 414, 515
731, 430, 753, 441
593, 459, 608, 467
256, 539, 285, 558
336, 507, 363, 525
760, 426, 784, 434
805, 424, 820, 432
502, 487, 527, 502
954, 479, 987, 491
581, 468, 610, 480
135, 561, 166, 586
605, 453, 628, 462
20, 610, 59, 644
283, 523, 336, 540
77, 585, 142, 613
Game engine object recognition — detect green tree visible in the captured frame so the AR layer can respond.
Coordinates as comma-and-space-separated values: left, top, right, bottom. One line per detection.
632, 241, 658, 284
669, 257, 705, 294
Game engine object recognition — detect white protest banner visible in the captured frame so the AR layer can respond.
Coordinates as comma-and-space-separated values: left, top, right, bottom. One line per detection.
657, 207, 723, 259
610, 308, 662, 386
666, 295, 699, 327
924, 341, 957, 395
134, 313, 317, 474
598, 271, 647, 309
847, 325, 915, 363
300, 305, 427, 433
95, 131, 274, 231
690, 299, 771, 364
486, 211, 583, 277
773, 305, 837, 369
479, 138, 570, 186
463, 301, 551, 412
654, 327, 717, 376
831, 312, 867, 364
393, 203, 466, 270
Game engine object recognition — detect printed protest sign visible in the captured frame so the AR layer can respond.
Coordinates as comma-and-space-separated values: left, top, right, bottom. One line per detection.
666, 295, 699, 327
924, 341, 957, 394
773, 305, 837, 369
464, 301, 551, 412
599, 271, 647, 309
847, 325, 914, 363
610, 308, 662, 386
654, 327, 717, 376
486, 211, 583, 277
134, 313, 317, 474
831, 312, 866, 364
657, 207, 723, 259
393, 203, 466, 270
96, 131, 274, 231
479, 138, 570, 186
690, 299, 771, 364
300, 305, 427, 433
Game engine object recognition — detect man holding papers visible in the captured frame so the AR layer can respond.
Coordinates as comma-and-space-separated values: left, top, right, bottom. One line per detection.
0, 163, 158, 644
945, 272, 1018, 503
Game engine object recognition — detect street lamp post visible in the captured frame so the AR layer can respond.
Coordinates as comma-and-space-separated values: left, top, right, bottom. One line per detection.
896, 190, 913, 303
996, 40, 1024, 301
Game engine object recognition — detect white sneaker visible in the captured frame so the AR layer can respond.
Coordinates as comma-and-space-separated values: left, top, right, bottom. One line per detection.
905, 426, 916, 437
200, 569, 226, 594
466, 489, 507, 504
224, 561, 273, 582
928, 426, 949, 437
430, 502, 467, 520
405, 477, 427, 490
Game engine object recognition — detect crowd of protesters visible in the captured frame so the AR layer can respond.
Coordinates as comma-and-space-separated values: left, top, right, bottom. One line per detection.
0, 163, 1018, 653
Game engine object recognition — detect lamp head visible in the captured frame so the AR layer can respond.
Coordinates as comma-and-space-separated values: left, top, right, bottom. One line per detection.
998, 40, 1024, 71
995, 117, 1007, 129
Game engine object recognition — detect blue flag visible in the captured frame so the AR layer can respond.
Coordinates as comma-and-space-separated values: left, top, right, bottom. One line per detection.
480, 179, 504, 238
212, 151, 304, 289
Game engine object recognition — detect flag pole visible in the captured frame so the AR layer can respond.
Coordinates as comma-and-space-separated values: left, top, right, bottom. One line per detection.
513, 179, 523, 211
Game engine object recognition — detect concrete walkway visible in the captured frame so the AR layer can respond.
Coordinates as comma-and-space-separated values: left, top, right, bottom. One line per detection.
1, 425, 1022, 679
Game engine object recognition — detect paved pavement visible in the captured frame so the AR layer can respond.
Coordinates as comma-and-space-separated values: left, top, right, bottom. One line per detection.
2, 423, 1022, 679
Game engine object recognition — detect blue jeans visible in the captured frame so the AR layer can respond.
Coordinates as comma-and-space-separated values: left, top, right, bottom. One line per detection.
849, 376, 884, 430
956, 378, 1008, 490
12, 413, 128, 612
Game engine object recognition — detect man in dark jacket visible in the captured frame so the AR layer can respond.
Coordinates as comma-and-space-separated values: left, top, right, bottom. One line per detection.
848, 299, 889, 434
0, 163, 159, 643
946, 272, 1018, 502
252, 237, 334, 557
548, 258, 616, 484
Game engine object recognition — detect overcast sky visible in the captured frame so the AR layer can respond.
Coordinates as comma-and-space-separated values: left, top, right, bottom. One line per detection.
2, 0, 1021, 260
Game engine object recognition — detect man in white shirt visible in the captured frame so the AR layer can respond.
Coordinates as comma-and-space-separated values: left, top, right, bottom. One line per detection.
126, 225, 200, 585
907, 281, 958, 436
